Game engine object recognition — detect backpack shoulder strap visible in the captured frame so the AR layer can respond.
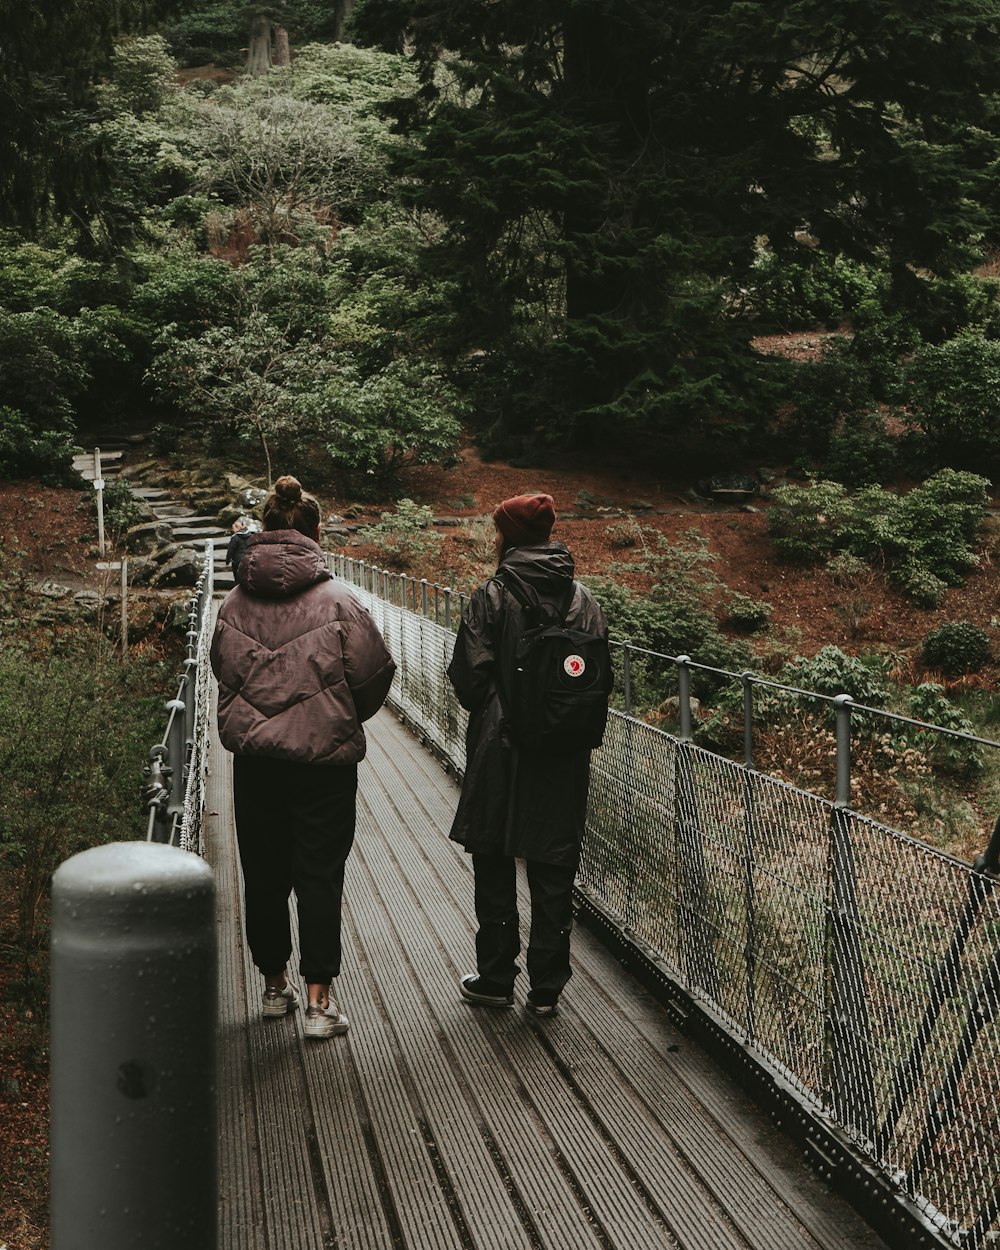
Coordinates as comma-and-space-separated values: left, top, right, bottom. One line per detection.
495, 567, 539, 615
498, 568, 575, 626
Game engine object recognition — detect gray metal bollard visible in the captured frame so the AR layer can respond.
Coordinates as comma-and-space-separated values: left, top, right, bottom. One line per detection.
51, 841, 217, 1250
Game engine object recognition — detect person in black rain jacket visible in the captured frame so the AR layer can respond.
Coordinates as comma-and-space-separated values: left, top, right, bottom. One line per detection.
447, 492, 608, 1016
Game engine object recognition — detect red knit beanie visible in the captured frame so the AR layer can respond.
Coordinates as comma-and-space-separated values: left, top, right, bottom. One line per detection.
493, 493, 556, 546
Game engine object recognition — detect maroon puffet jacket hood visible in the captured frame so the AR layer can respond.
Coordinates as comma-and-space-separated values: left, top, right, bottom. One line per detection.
211, 530, 395, 765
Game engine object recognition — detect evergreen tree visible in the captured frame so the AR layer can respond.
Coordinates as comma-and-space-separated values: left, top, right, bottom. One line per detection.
0, 0, 185, 235
353, 0, 1000, 445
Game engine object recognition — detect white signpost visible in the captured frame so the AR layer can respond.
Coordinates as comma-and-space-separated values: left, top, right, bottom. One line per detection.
93, 447, 106, 557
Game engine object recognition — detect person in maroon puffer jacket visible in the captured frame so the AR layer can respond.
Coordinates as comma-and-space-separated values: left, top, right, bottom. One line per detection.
211, 475, 395, 1039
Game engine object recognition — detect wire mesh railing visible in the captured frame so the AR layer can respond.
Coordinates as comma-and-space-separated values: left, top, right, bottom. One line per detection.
142, 541, 215, 853
332, 552, 1000, 1249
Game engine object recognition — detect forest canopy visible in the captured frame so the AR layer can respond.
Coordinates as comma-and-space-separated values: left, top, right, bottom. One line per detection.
4, 0, 1000, 485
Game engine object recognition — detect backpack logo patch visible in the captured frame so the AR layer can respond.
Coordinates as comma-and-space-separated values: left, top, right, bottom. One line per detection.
564, 654, 586, 677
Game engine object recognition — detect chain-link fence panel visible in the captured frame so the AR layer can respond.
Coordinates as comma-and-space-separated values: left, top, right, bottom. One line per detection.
332, 558, 468, 773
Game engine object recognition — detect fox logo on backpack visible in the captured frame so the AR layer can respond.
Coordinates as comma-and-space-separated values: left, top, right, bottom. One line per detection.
494, 569, 612, 752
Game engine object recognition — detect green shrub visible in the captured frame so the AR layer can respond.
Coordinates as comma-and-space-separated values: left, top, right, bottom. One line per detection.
824, 552, 870, 586
584, 526, 752, 708
822, 413, 897, 486
767, 479, 853, 562
921, 622, 992, 676
781, 645, 890, 706
779, 350, 873, 458
132, 251, 238, 339
0, 632, 172, 957
904, 334, 1000, 467
898, 683, 984, 776
88, 477, 146, 541
0, 233, 126, 312
724, 593, 772, 633
895, 563, 948, 609
0, 406, 78, 484
356, 498, 442, 569
909, 272, 1000, 342
846, 300, 919, 400
100, 34, 177, 116
700, 645, 890, 748
768, 470, 989, 604
0, 307, 87, 427
296, 358, 464, 492
895, 469, 989, 586
605, 518, 643, 548
749, 248, 883, 331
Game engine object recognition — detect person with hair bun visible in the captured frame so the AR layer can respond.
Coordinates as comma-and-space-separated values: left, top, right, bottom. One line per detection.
211, 474, 396, 1039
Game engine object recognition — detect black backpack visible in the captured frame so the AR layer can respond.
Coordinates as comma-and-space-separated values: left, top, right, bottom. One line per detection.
494, 570, 612, 752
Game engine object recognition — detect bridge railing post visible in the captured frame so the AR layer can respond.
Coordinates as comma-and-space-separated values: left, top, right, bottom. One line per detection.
742, 672, 755, 768
622, 641, 633, 715
164, 698, 187, 838
833, 693, 853, 809
50, 841, 216, 1250
676, 655, 693, 742
182, 658, 198, 758
825, 693, 876, 1141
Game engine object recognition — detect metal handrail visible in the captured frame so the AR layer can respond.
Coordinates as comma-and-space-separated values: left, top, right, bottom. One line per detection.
608, 642, 1000, 750
330, 555, 1000, 816
143, 541, 215, 852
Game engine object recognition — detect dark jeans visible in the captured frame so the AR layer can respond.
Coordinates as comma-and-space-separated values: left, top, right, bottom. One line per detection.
233, 756, 358, 986
471, 853, 577, 1003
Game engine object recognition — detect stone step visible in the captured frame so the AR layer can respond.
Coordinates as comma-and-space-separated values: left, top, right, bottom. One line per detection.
171, 526, 229, 541
132, 487, 174, 500
150, 506, 197, 520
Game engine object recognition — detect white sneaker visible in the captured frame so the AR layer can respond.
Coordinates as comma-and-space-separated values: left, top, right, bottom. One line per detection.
304, 999, 349, 1039
262, 980, 299, 1018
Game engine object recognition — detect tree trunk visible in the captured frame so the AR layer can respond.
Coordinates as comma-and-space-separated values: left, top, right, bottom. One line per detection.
246, 12, 273, 77
333, 0, 356, 42
561, 8, 649, 433
274, 25, 291, 66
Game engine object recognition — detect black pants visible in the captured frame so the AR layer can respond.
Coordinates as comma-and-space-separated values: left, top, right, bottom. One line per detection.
233, 756, 358, 986
472, 853, 577, 1003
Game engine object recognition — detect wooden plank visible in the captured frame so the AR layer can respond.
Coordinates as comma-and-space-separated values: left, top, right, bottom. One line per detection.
347, 820, 603, 1250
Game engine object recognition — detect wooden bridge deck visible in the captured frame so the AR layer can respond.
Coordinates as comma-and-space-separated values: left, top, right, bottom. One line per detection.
206, 704, 889, 1250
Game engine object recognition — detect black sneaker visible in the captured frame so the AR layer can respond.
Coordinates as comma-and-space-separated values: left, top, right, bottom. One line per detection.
526, 994, 558, 1017
460, 974, 514, 1007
